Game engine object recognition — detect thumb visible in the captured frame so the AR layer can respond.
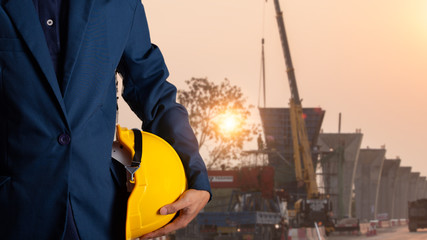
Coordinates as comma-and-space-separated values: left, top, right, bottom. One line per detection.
158, 190, 196, 215
159, 200, 185, 215
159, 205, 173, 215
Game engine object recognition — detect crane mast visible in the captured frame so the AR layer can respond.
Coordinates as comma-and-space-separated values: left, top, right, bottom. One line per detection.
273, 0, 300, 104
272, 0, 319, 198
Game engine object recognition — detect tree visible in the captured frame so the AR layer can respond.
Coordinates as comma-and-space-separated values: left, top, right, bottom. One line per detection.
178, 77, 258, 169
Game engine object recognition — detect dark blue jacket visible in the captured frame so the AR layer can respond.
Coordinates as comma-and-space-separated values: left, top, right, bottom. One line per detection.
0, 0, 211, 239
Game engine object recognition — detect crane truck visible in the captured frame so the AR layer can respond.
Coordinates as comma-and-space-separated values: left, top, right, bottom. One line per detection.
195, 167, 287, 240
272, 0, 334, 234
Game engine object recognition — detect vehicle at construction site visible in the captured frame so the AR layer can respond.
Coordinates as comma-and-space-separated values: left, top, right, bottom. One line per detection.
408, 198, 427, 232
333, 217, 360, 233
194, 167, 288, 240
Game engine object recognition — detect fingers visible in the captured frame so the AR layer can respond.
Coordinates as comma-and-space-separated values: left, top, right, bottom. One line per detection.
140, 212, 189, 240
139, 189, 210, 240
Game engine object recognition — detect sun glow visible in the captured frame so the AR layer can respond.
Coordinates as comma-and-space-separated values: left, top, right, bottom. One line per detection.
214, 110, 243, 137
222, 114, 239, 133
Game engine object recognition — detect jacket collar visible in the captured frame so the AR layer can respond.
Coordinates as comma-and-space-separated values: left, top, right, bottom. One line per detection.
4, 0, 96, 97
4, 0, 63, 104
4, 0, 97, 130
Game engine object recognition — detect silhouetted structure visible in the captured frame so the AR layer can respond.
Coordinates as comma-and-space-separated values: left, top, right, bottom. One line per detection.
259, 107, 324, 198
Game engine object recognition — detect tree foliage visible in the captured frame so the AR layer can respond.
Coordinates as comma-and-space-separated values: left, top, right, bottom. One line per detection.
178, 77, 258, 169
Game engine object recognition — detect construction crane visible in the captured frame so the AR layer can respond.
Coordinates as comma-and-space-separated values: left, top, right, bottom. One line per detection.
274, 0, 319, 201
273, 0, 318, 198
272, 0, 334, 233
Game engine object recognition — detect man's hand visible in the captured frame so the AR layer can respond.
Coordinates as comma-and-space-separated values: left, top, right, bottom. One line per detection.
139, 189, 210, 240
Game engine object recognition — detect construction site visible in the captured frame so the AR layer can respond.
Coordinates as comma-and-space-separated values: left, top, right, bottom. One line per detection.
174, 105, 427, 240
171, 0, 427, 239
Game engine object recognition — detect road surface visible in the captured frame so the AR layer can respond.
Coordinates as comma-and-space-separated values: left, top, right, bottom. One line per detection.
327, 225, 427, 240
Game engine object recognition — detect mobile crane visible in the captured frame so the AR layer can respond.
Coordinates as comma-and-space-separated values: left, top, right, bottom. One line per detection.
272, 0, 334, 233
194, 167, 287, 240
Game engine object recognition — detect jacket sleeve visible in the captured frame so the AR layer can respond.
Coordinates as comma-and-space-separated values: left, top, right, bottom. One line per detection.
116, 1, 211, 196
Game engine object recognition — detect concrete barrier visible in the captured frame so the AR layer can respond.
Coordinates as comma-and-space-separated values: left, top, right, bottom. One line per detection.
309, 226, 326, 240
378, 220, 391, 228
288, 228, 307, 240
391, 219, 399, 226
369, 220, 379, 228
366, 222, 377, 236
287, 226, 327, 240
359, 223, 369, 235
306, 228, 314, 239
399, 219, 408, 226
356, 222, 376, 236
317, 226, 326, 239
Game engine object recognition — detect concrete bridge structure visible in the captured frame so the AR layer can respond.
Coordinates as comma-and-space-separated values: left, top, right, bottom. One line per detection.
316, 133, 427, 222
377, 159, 401, 219
417, 176, 427, 200
317, 132, 363, 219
394, 166, 412, 219
354, 148, 386, 221
409, 172, 421, 202
259, 108, 427, 222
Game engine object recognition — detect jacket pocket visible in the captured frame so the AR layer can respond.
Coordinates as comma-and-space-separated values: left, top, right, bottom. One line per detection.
0, 176, 10, 187
0, 38, 24, 52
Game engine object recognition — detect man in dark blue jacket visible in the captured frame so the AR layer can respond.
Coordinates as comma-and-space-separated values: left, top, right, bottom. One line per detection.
0, 0, 211, 239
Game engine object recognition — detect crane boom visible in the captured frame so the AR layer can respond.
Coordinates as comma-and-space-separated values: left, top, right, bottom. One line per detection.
273, 0, 300, 104
272, 0, 319, 198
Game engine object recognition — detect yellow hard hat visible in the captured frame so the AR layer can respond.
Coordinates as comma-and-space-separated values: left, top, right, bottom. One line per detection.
112, 125, 187, 240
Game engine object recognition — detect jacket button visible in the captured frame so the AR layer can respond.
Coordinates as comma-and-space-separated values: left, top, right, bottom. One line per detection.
58, 133, 71, 145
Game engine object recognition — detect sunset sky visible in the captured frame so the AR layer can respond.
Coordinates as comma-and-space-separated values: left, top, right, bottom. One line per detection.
118, 0, 427, 176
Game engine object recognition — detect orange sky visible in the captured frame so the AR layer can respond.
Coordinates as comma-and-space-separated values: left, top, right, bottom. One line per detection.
119, 0, 427, 176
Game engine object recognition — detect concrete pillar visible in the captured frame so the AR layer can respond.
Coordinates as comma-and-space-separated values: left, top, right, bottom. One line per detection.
317, 133, 363, 219
424, 180, 427, 198
354, 148, 386, 221
417, 176, 426, 200
394, 166, 411, 219
408, 172, 420, 202
377, 159, 400, 219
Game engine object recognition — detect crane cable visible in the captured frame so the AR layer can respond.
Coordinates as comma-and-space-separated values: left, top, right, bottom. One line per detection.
258, 0, 268, 108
